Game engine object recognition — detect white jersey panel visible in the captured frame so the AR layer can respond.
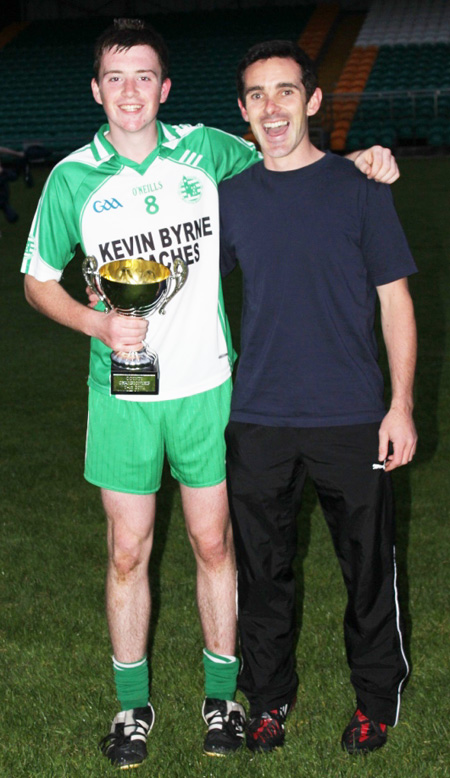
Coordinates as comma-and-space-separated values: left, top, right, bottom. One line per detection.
82, 157, 227, 401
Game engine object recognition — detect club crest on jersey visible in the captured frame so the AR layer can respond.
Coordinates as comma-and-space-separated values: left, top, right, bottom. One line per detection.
93, 198, 123, 213
179, 176, 202, 203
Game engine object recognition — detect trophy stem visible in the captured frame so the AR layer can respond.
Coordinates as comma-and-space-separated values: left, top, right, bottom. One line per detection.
111, 348, 154, 368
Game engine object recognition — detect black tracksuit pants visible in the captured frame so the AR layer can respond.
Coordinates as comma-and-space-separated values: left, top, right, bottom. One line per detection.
225, 421, 409, 726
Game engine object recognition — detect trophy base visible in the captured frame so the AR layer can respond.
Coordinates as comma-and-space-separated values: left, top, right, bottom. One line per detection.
111, 358, 160, 395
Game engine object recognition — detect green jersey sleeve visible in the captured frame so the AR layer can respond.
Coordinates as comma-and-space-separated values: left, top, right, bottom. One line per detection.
202, 126, 261, 183
22, 162, 84, 281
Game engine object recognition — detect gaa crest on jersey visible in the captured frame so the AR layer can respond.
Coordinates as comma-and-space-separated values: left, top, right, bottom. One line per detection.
179, 175, 202, 203
93, 198, 123, 213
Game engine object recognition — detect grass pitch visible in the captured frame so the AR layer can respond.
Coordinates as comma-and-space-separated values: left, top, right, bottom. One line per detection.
0, 159, 449, 777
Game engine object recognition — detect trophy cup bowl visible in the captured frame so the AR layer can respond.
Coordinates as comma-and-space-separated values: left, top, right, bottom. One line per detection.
82, 256, 188, 395
99, 258, 171, 313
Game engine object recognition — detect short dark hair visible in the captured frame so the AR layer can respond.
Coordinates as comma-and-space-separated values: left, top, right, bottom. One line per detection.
236, 40, 318, 104
93, 18, 170, 83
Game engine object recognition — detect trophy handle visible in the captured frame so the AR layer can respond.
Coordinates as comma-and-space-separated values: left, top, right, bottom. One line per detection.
159, 258, 188, 315
82, 256, 112, 311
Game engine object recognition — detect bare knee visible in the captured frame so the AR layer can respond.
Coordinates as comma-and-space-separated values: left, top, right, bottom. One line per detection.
108, 522, 153, 579
181, 482, 235, 570
190, 521, 234, 569
110, 546, 142, 579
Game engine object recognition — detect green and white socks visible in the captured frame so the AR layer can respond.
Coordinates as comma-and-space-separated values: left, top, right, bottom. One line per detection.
203, 648, 240, 701
112, 649, 240, 711
113, 656, 149, 711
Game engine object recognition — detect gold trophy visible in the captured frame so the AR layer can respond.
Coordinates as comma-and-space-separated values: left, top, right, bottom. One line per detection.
82, 256, 188, 395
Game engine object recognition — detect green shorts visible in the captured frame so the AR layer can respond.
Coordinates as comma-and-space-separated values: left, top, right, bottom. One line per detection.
84, 379, 232, 494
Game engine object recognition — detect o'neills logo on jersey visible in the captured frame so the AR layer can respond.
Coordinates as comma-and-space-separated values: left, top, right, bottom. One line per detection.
132, 182, 163, 196
179, 176, 202, 203
93, 198, 123, 213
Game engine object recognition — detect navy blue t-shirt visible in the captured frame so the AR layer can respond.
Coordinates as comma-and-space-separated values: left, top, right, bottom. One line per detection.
219, 152, 417, 428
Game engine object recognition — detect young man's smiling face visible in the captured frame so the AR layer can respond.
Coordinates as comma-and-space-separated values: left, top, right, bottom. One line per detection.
238, 56, 322, 171
91, 44, 171, 147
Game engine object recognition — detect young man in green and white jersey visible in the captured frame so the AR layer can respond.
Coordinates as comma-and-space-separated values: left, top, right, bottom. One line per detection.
21, 18, 401, 769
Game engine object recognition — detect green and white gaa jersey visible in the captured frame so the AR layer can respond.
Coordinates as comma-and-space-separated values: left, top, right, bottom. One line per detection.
22, 122, 260, 401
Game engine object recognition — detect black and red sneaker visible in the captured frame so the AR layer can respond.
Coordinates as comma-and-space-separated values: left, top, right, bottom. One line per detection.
341, 708, 388, 754
246, 700, 295, 753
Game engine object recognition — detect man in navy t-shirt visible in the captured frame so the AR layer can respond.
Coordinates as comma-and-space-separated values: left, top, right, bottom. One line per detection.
220, 40, 417, 756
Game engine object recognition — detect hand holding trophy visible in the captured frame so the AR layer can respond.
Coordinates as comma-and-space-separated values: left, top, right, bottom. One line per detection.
82, 256, 188, 395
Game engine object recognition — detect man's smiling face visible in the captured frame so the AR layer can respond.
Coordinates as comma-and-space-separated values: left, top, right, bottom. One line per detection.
91, 44, 171, 142
238, 56, 321, 171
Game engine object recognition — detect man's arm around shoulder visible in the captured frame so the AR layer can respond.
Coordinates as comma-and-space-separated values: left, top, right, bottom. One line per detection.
377, 277, 418, 471
346, 145, 400, 184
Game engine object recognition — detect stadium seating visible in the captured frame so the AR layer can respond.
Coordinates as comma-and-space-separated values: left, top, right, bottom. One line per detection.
298, 3, 340, 62
329, 46, 379, 151
330, 0, 450, 150
0, 1, 449, 156
0, 7, 315, 155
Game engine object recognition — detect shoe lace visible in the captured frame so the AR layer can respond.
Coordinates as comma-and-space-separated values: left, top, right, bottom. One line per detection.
205, 702, 244, 736
348, 710, 386, 743
249, 713, 282, 741
99, 723, 129, 753
356, 711, 371, 742
206, 707, 226, 731
228, 710, 245, 734
99, 715, 149, 753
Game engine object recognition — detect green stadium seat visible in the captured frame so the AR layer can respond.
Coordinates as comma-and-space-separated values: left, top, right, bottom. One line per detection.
0, 9, 316, 155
